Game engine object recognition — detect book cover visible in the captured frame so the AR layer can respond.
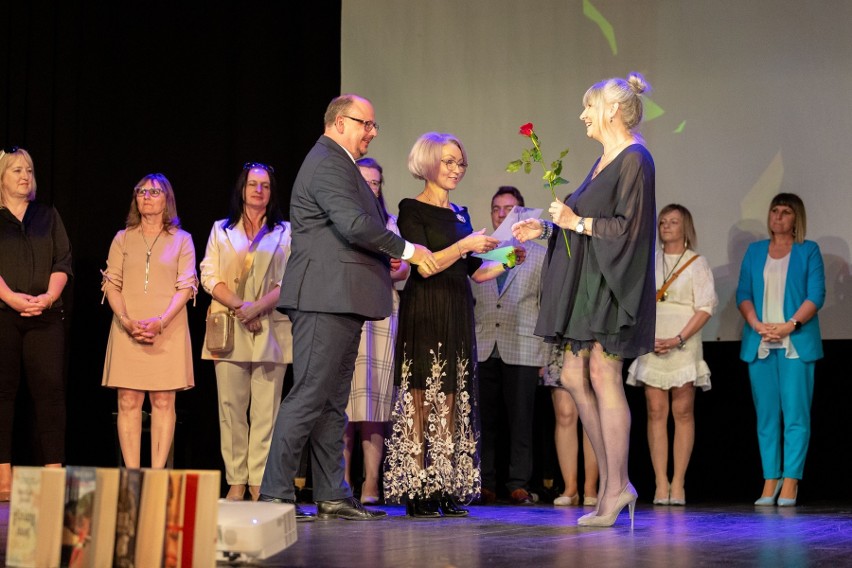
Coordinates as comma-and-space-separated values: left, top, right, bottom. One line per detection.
162, 470, 185, 568
180, 470, 220, 568
113, 469, 142, 568
5, 466, 66, 568
61, 466, 97, 567
85, 468, 119, 568
134, 468, 170, 568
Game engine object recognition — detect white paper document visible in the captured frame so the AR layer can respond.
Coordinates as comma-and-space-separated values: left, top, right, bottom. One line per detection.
473, 206, 543, 258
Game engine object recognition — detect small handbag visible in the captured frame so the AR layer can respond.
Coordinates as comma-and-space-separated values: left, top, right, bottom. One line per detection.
205, 310, 235, 353
205, 225, 270, 354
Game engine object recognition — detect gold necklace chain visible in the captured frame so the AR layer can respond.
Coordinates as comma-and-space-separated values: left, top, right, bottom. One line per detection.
661, 249, 687, 285
141, 230, 163, 294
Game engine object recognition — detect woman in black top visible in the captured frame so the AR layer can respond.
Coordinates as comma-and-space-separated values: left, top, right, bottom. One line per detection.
385, 132, 525, 518
513, 74, 656, 527
0, 147, 72, 501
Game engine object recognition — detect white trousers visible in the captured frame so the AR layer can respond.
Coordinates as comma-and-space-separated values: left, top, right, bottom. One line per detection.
214, 360, 285, 485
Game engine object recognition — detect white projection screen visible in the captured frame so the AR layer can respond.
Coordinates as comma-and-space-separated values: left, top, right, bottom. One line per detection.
341, 0, 852, 340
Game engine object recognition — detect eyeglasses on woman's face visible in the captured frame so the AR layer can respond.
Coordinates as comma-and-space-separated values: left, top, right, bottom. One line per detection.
135, 188, 163, 197
441, 158, 468, 171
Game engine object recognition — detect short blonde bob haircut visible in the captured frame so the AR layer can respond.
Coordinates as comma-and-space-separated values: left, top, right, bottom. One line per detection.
767, 192, 806, 243
408, 132, 467, 183
125, 173, 182, 230
0, 148, 37, 205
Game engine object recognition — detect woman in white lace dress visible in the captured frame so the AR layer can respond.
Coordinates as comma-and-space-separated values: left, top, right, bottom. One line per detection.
627, 204, 717, 506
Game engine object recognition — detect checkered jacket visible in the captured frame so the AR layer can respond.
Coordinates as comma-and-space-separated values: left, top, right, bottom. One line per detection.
472, 242, 549, 367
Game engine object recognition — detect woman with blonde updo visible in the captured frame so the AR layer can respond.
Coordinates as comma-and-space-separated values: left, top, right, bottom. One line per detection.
513, 73, 657, 527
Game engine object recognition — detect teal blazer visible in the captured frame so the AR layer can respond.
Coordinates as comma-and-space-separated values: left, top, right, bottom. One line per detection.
736, 239, 825, 363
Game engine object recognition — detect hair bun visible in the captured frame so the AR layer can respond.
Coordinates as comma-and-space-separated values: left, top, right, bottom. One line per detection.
626, 72, 650, 95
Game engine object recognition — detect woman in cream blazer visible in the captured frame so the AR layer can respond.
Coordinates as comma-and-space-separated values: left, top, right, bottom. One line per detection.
200, 163, 292, 501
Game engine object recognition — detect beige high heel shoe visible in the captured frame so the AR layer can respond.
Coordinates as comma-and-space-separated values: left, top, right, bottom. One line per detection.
226, 484, 247, 501
653, 483, 671, 505
248, 485, 261, 501
553, 493, 580, 506
577, 483, 638, 528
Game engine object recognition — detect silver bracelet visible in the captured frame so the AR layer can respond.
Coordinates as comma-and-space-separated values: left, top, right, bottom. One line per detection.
539, 220, 554, 240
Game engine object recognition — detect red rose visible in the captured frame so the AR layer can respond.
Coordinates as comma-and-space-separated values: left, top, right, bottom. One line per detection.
519, 123, 534, 137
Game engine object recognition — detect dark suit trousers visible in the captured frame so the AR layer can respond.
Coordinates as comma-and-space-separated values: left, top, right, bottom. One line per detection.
261, 309, 364, 501
478, 356, 538, 493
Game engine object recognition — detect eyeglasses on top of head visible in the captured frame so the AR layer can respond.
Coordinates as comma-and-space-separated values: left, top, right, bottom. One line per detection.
342, 115, 380, 133
134, 188, 164, 197
243, 162, 275, 174
1, 146, 20, 156
441, 158, 469, 171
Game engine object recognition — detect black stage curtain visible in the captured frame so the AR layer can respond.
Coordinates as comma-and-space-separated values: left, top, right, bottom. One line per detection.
2, 1, 342, 470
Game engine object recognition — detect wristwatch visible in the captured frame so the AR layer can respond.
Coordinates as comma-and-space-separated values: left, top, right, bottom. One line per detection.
574, 217, 586, 234
790, 318, 802, 331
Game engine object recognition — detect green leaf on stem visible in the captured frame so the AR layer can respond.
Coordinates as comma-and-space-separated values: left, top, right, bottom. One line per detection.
506, 160, 523, 173
553, 176, 569, 186
523, 162, 532, 174
531, 148, 542, 162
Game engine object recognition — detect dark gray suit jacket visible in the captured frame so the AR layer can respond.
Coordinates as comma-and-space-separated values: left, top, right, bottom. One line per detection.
279, 135, 406, 320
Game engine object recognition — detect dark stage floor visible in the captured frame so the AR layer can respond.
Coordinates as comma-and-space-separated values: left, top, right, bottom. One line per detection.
3, 500, 852, 567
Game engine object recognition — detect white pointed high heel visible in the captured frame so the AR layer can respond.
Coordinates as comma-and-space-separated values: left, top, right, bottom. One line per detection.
577, 482, 638, 528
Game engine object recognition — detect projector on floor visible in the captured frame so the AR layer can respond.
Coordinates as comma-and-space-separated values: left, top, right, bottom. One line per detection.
216, 500, 298, 562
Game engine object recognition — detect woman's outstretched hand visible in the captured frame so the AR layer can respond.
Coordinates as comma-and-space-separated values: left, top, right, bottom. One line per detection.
512, 219, 543, 243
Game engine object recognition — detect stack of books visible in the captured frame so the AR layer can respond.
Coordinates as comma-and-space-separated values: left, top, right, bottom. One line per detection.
5, 466, 220, 568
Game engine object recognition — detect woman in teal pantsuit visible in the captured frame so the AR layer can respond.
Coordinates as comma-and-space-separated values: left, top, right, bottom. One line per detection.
736, 193, 825, 507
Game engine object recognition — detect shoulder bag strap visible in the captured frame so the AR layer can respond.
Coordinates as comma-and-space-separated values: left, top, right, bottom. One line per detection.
235, 225, 270, 299
655, 254, 700, 302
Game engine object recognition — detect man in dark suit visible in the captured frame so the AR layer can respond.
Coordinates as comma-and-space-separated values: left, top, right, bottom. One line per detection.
260, 94, 436, 520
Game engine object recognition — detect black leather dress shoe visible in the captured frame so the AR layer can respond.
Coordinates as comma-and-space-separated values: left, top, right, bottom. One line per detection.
316, 496, 388, 521
258, 494, 316, 522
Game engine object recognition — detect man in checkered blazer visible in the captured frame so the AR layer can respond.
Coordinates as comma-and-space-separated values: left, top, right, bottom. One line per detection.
472, 187, 549, 505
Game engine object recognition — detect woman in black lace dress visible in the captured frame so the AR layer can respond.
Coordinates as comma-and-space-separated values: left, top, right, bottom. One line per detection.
385, 132, 523, 518
513, 73, 656, 528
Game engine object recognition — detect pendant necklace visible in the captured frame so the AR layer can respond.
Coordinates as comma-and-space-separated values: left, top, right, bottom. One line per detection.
657, 249, 686, 302
423, 192, 465, 223
141, 229, 163, 293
